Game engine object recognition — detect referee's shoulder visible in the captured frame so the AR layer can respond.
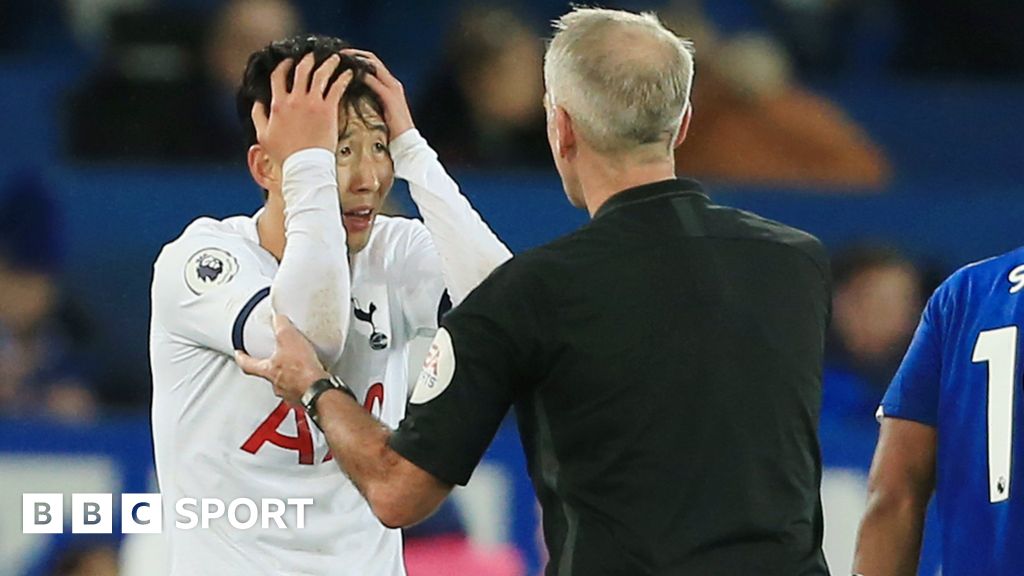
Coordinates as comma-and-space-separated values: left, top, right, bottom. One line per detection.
464, 238, 571, 305
713, 204, 830, 280
483, 244, 556, 284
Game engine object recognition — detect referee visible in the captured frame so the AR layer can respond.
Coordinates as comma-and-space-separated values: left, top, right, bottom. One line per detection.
238, 7, 832, 575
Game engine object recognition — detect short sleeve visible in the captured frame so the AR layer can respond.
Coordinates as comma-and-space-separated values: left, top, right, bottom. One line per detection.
389, 258, 543, 486
879, 290, 946, 427
151, 228, 274, 357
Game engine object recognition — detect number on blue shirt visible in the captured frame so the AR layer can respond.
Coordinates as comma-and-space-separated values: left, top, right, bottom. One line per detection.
972, 326, 1018, 503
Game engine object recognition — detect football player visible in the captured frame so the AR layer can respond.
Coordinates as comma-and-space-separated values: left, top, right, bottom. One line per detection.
149, 36, 509, 575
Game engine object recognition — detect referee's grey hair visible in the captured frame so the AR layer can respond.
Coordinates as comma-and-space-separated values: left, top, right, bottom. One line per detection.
544, 7, 695, 154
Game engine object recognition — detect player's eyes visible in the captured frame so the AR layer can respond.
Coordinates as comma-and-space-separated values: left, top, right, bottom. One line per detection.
373, 142, 388, 154
337, 146, 352, 157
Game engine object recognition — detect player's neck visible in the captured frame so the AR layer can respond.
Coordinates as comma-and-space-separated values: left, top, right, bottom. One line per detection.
257, 199, 286, 262
579, 153, 677, 217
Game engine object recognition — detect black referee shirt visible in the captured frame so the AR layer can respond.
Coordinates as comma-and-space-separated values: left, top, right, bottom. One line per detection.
391, 178, 832, 576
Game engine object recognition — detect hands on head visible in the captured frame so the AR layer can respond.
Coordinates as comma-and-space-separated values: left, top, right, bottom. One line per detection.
251, 49, 416, 163
241, 49, 417, 397
340, 49, 416, 140
250, 53, 354, 163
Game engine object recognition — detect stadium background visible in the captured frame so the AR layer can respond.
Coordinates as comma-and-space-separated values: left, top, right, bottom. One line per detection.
1, 0, 1022, 574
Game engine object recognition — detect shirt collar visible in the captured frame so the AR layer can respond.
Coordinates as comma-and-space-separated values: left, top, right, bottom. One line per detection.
592, 178, 708, 221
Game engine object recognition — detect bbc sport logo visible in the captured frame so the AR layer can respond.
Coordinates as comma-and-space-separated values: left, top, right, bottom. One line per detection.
22, 493, 313, 534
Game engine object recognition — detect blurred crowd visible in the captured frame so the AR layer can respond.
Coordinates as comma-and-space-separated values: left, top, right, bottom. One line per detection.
1, 0, 1021, 574
823, 245, 930, 425
0, 0, 1019, 175
0, 172, 99, 422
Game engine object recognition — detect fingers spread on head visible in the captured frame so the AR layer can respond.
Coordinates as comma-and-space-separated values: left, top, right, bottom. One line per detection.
293, 53, 316, 94
312, 54, 342, 98
325, 69, 354, 108
342, 49, 392, 82
270, 58, 291, 100
341, 48, 376, 61
360, 71, 387, 96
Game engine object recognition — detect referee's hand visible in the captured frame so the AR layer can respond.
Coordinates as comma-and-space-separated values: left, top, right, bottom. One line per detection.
235, 314, 330, 405
251, 53, 355, 164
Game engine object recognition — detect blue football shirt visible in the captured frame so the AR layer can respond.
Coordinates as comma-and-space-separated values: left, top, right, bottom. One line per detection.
881, 246, 1024, 575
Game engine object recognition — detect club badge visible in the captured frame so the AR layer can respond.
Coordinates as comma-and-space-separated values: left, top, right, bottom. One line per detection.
353, 299, 389, 350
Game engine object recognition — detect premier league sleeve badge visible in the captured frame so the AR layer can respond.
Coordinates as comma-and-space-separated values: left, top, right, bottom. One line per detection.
184, 247, 239, 295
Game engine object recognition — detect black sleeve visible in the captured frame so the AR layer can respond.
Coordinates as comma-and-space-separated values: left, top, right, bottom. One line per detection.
389, 258, 543, 486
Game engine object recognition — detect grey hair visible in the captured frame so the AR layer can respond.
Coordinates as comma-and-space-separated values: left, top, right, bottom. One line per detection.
544, 7, 695, 154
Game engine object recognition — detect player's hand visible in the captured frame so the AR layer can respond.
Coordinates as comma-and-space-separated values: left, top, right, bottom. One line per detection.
251, 53, 355, 163
235, 314, 330, 405
341, 49, 415, 140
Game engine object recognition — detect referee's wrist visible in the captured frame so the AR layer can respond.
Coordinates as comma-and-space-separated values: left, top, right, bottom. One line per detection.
302, 375, 356, 429
312, 385, 352, 411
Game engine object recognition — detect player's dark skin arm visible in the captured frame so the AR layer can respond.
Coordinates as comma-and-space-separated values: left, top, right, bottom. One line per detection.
852, 417, 937, 576
236, 314, 453, 529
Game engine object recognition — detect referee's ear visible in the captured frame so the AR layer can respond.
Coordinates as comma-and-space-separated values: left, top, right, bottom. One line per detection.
247, 144, 280, 196
552, 104, 576, 160
673, 103, 692, 151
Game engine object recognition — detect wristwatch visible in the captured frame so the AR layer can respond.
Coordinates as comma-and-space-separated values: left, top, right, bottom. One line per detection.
301, 375, 356, 430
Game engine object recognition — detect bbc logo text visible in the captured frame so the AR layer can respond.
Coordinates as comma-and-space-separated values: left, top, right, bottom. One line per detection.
23, 494, 313, 534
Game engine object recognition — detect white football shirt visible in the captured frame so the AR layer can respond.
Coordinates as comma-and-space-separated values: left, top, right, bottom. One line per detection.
150, 130, 510, 576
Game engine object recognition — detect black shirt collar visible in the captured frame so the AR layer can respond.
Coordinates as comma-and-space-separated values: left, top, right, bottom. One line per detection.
593, 178, 708, 220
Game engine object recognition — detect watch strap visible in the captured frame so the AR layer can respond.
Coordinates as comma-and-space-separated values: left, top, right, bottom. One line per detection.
302, 375, 356, 430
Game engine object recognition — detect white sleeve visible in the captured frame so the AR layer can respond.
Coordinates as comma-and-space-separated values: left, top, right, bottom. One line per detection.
270, 148, 351, 364
152, 149, 350, 363
390, 129, 512, 305
394, 222, 449, 339
151, 229, 276, 358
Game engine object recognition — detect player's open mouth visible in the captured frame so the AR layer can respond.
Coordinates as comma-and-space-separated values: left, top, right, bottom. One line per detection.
343, 207, 375, 232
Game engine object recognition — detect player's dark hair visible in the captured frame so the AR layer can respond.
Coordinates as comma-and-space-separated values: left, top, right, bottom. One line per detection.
236, 34, 384, 151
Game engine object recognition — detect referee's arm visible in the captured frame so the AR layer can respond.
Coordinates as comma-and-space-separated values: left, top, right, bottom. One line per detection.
236, 263, 536, 528
310, 387, 454, 528
234, 313, 453, 528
